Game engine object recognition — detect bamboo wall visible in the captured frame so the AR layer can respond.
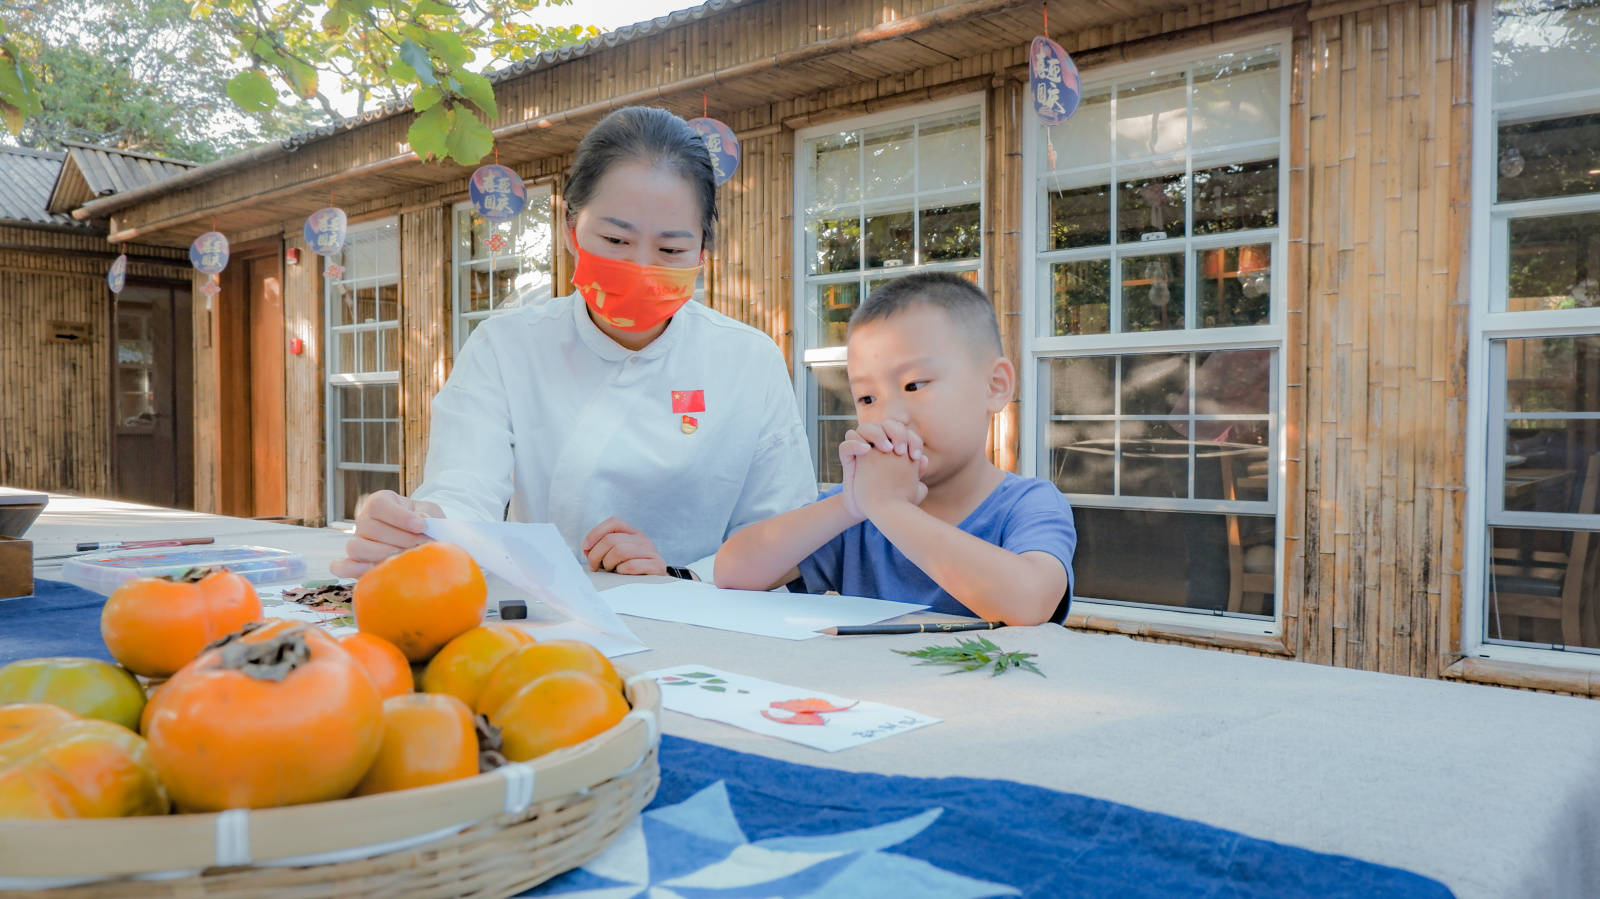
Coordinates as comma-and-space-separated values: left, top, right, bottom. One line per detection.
0, 225, 188, 496
1294, 0, 1472, 677
283, 230, 324, 525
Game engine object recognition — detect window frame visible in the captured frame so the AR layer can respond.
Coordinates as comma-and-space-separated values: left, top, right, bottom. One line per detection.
1465, 0, 1600, 666
324, 216, 403, 525
791, 93, 988, 484
1019, 32, 1293, 637
449, 181, 558, 354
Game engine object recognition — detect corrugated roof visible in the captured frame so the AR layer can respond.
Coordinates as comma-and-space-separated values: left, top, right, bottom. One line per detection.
47, 142, 196, 214
281, 0, 751, 150
0, 146, 89, 229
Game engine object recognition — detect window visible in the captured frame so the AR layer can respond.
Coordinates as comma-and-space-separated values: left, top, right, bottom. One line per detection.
795, 99, 984, 483
115, 307, 156, 430
1025, 42, 1287, 625
451, 184, 556, 351
1472, 0, 1600, 656
325, 218, 402, 522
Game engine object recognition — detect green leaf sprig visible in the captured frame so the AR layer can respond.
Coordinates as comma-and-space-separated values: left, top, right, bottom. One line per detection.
894, 636, 1043, 677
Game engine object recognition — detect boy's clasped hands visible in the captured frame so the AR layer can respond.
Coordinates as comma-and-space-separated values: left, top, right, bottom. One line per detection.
838, 420, 929, 521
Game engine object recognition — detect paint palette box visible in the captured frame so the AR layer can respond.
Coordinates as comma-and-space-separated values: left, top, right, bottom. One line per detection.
60, 544, 306, 595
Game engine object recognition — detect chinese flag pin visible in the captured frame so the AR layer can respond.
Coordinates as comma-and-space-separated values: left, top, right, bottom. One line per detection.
681, 415, 699, 435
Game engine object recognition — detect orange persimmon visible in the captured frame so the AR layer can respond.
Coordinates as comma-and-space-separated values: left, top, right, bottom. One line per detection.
420, 624, 535, 709
353, 542, 485, 663
340, 632, 414, 700
475, 640, 622, 719
488, 670, 629, 762
144, 621, 383, 811
0, 703, 169, 818
351, 693, 479, 797
0, 657, 147, 732
101, 567, 262, 678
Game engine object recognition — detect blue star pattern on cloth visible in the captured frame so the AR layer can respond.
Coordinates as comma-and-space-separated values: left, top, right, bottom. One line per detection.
534, 780, 1015, 898
526, 736, 1454, 899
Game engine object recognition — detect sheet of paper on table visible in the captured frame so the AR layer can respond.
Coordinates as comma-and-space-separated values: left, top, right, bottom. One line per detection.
498, 619, 650, 659
257, 584, 357, 637
645, 664, 940, 752
601, 579, 927, 640
424, 518, 646, 652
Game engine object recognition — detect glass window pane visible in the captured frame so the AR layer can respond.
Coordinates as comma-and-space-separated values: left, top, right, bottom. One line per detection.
336, 331, 356, 374
1043, 92, 1110, 168
1494, 1, 1600, 105
377, 283, 398, 323
918, 111, 982, 191
814, 282, 859, 348
1497, 114, 1600, 204
1120, 419, 1191, 497
1506, 212, 1600, 312
363, 423, 384, 465
1195, 421, 1271, 501
1118, 170, 1188, 243
815, 364, 853, 417
1489, 525, 1600, 649
359, 286, 376, 324
386, 421, 401, 467
816, 417, 853, 485
380, 326, 399, 372
490, 266, 518, 309
919, 201, 981, 263
339, 468, 400, 524
1072, 507, 1277, 614
863, 125, 914, 200
358, 329, 377, 373
1047, 180, 1111, 250
1046, 420, 1115, 495
337, 284, 357, 326
1122, 252, 1186, 332
864, 209, 914, 269
1198, 244, 1273, 327
340, 420, 361, 464
1115, 74, 1188, 160
809, 216, 860, 275
1193, 160, 1278, 234
1505, 336, 1600, 414
1048, 356, 1115, 415
1191, 349, 1273, 415
383, 384, 398, 418
1191, 53, 1280, 150
1122, 353, 1188, 415
1049, 259, 1111, 336
808, 133, 859, 210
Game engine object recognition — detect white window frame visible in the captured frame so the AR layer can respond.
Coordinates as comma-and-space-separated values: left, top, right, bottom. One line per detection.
449, 182, 557, 354
791, 94, 987, 482
1464, 0, 1600, 668
1020, 33, 1293, 637
324, 217, 402, 525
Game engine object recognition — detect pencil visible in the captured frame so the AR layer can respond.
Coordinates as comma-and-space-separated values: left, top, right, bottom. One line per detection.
820, 621, 1006, 636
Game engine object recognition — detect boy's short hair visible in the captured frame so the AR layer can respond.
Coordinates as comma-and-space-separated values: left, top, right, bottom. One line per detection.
848, 272, 1003, 357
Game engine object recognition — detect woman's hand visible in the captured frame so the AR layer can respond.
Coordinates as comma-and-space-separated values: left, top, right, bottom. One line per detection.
330, 490, 444, 578
582, 517, 669, 575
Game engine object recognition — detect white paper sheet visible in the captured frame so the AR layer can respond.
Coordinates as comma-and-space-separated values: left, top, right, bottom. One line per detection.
498, 619, 651, 659
601, 579, 926, 640
424, 518, 645, 649
645, 664, 940, 752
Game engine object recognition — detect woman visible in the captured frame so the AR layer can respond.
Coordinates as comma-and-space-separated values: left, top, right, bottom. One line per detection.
331, 107, 815, 578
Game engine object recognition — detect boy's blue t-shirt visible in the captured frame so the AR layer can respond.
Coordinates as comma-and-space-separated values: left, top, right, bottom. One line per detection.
796, 474, 1077, 622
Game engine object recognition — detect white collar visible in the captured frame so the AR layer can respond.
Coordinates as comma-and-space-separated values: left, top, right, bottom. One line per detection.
568, 291, 690, 363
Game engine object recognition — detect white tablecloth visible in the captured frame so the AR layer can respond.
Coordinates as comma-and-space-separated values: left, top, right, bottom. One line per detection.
23, 494, 1600, 898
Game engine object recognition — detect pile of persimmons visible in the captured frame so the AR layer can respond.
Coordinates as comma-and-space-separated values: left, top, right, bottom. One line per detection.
0, 542, 630, 817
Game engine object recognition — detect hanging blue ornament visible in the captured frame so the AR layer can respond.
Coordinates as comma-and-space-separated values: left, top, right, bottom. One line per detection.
303, 207, 349, 256
1029, 36, 1081, 125
469, 164, 526, 222
189, 231, 229, 275
688, 117, 740, 186
107, 254, 127, 293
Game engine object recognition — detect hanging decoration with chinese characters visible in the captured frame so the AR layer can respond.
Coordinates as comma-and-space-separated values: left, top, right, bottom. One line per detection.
1030, 27, 1080, 171
107, 254, 127, 294
469, 164, 526, 223
303, 207, 348, 257
687, 117, 739, 186
189, 231, 229, 275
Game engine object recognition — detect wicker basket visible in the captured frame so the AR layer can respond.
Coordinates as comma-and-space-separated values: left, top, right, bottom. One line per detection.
0, 674, 662, 898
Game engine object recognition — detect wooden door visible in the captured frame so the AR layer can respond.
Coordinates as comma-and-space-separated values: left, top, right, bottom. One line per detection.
113, 282, 194, 508
247, 253, 286, 518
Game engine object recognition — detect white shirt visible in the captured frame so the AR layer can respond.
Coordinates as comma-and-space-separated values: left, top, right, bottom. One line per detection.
413, 294, 817, 566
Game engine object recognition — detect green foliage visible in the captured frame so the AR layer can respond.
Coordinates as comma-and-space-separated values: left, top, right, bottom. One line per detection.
1, 0, 600, 165
894, 637, 1044, 677
188, 0, 601, 165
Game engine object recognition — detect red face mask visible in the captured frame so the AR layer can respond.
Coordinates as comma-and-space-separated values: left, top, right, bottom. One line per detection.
571, 246, 702, 333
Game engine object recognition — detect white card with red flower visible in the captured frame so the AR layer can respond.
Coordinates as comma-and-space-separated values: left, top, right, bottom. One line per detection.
645, 664, 940, 752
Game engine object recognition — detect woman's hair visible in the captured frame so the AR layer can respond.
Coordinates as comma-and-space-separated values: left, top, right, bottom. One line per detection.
564, 106, 719, 246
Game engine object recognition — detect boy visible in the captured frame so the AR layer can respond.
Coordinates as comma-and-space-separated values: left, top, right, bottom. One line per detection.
715, 273, 1076, 625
